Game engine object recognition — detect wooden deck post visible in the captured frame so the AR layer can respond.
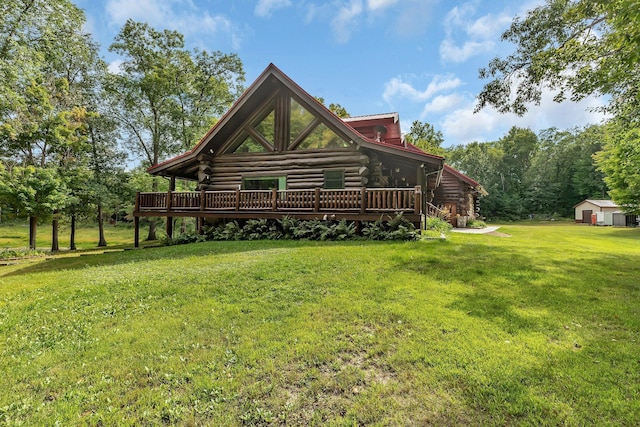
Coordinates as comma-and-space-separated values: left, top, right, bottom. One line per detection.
134, 216, 140, 248
360, 187, 366, 214
166, 190, 173, 238
134, 191, 140, 213
235, 189, 240, 211
272, 188, 278, 211
414, 185, 422, 215
314, 188, 321, 212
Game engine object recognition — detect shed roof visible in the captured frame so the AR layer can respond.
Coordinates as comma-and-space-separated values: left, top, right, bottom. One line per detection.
574, 199, 619, 209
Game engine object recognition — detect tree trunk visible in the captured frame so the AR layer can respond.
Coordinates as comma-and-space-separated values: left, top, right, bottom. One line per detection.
51, 211, 59, 252
146, 177, 158, 241
70, 214, 77, 251
29, 216, 37, 250
97, 202, 107, 247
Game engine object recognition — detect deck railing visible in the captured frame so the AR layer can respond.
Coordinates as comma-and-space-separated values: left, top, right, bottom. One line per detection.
136, 186, 422, 215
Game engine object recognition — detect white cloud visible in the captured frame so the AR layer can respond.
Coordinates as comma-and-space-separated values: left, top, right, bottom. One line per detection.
331, 0, 364, 43
439, 39, 494, 63
439, 1, 512, 63
255, 0, 292, 18
105, 0, 242, 49
440, 90, 608, 145
107, 59, 124, 74
324, 0, 437, 42
383, 75, 463, 104
421, 94, 465, 116
367, 0, 400, 11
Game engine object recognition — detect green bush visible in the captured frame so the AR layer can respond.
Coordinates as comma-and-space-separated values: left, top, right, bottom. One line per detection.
0, 248, 45, 259
466, 218, 487, 228
424, 216, 453, 234
166, 214, 420, 245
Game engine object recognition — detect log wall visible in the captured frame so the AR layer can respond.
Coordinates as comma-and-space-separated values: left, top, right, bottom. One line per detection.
199, 149, 370, 190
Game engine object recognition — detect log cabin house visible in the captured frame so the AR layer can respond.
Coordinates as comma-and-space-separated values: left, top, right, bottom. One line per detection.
133, 64, 486, 246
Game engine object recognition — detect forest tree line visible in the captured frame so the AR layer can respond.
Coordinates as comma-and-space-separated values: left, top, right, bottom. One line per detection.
1, 0, 638, 250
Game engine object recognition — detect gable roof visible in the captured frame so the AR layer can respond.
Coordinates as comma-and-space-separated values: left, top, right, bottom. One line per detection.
574, 199, 618, 209
148, 64, 444, 179
443, 165, 489, 196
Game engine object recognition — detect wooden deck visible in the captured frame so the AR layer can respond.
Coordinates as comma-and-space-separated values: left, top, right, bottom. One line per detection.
135, 186, 422, 220
131, 186, 450, 246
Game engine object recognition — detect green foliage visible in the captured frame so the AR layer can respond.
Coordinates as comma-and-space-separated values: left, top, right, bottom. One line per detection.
424, 216, 453, 233
404, 120, 446, 156
361, 214, 421, 241
0, 164, 68, 218
179, 214, 420, 244
476, 0, 639, 210
106, 20, 244, 165
595, 120, 640, 214
466, 218, 487, 228
447, 125, 608, 220
477, 0, 640, 119
0, 248, 45, 260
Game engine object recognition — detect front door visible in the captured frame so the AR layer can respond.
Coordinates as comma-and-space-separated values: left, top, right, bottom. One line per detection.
582, 209, 592, 223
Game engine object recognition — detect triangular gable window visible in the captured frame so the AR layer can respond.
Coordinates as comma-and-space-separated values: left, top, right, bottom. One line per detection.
290, 98, 315, 145
295, 123, 350, 150
233, 135, 269, 153
254, 110, 275, 144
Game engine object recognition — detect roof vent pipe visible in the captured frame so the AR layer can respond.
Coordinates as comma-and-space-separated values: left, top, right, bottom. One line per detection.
374, 125, 387, 142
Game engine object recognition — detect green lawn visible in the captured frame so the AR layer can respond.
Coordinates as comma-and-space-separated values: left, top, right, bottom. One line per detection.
0, 221, 139, 252
0, 224, 638, 425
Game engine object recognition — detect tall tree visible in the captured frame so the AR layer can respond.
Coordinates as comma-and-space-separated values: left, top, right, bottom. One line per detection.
0, 164, 67, 249
405, 120, 446, 156
106, 20, 244, 240
475, 0, 640, 210
0, 0, 102, 249
596, 120, 640, 214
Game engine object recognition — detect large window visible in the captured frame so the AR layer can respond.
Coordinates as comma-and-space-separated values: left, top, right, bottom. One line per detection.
324, 170, 345, 189
242, 176, 286, 190
296, 123, 349, 150
234, 135, 269, 153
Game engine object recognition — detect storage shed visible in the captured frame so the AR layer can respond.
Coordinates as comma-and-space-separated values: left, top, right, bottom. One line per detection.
613, 212, 638, 227
574, 199, 619, 223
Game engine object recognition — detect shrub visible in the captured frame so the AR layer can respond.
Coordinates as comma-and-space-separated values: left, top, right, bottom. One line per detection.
466, 219, 487, 228
424, 216, 453, 234
164, 214, 420, 245
361, 213, 421, 241
0, 248, 45, 259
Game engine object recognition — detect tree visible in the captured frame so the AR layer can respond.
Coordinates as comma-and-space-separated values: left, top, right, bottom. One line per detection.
475, 0, 640, 210
476, 0, 640, 119
1, 0, 107, 249
405, 120, 445, 156
0, 164, 67, 249
595, 120, 640, 214
106, 20, 244, 240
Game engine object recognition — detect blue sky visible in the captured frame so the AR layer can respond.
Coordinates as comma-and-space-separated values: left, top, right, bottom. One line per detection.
74, 0, 607, 147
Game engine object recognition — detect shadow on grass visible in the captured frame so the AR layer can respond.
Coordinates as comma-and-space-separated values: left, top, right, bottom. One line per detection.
392, 239, 640, 334
0, 239, 393, 278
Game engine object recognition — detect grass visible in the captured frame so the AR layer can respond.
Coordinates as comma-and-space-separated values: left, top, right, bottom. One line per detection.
0, 221, 138, 252
0, 223, 638, 425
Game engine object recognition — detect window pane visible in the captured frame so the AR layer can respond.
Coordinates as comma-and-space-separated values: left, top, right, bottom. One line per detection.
243, 176, 286, 190
233, 135, 268, 153
297, 123, 349, 150
290, 98, 315, 144
324, 170, 344, 189
254, 110, 275, 143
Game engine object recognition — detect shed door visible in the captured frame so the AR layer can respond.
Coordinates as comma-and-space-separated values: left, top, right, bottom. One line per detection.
582, 209, 592, 223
